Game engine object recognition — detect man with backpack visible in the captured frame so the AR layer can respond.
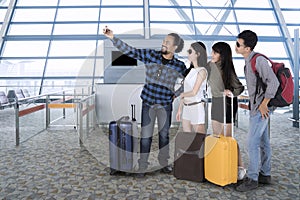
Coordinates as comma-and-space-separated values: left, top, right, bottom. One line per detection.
235, 30, 280, 192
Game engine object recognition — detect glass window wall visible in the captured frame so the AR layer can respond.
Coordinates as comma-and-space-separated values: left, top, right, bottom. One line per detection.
0, 0, 298, 94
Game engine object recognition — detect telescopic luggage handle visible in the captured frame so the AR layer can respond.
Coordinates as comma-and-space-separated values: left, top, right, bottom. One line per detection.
223, 93, 234, 138
131, 104, 136, 121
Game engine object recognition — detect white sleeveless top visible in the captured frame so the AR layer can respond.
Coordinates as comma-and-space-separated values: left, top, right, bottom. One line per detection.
183, 67, 207, 104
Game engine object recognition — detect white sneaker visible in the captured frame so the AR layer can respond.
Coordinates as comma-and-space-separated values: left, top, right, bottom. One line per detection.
238, 166, 247, 180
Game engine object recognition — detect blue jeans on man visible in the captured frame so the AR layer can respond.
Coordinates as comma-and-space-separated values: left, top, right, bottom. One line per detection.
138, 102, 172, 171
247, 111, 272, 181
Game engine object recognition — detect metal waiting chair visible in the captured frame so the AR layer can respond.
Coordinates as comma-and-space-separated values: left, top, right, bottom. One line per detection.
22, 89, 30, 98
7, 90, 17, 103
15, 88, 25, 99
7, 89, 25, 104
0, 91, 13, 109
7, 89, 35, 106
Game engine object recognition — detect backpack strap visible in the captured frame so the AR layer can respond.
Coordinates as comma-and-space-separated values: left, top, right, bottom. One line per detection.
250, 53, 268, 105
251, 53, 274, 73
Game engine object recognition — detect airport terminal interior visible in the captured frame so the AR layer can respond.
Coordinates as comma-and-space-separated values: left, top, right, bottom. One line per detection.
0, 0, 299, 199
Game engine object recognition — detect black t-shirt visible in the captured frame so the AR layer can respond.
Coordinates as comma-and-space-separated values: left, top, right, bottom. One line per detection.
162, 56, 171, 65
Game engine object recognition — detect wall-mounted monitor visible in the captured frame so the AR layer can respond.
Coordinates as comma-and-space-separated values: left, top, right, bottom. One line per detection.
111, 51, 137, 66
104, 39, 161, 83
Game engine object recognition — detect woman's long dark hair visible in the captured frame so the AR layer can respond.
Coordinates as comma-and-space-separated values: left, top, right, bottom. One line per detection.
212, 42, 237, 90
183, 41, 207, 77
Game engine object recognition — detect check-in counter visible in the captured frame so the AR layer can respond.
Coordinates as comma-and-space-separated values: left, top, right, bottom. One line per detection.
95, 83, 181, 124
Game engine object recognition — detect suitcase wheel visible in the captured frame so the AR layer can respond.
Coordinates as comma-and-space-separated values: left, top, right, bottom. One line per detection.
110, 168, 119, 175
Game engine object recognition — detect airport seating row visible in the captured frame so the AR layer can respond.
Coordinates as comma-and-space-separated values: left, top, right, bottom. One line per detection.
0, 89, 31, 109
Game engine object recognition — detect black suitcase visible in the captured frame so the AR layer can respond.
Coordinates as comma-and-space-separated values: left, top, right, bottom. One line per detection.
109, 105, 138, 175
174, 132, 206, 182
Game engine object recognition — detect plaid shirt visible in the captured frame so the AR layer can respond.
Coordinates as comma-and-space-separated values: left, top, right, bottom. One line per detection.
111, 37, 186, 106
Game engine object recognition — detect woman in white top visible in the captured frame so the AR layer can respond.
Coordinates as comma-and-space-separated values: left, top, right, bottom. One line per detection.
176, 42, 208, 133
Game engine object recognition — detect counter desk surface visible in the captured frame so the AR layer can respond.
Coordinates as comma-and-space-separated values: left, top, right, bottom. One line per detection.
95, 83, 181, 124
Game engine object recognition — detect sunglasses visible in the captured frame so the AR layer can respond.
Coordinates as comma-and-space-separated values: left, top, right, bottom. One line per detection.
187, 49, 192, 54
236, 41, 245, 48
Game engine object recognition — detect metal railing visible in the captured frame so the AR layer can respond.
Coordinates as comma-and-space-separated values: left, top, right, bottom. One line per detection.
77, 93, 97, 145
9, 88, 96, 146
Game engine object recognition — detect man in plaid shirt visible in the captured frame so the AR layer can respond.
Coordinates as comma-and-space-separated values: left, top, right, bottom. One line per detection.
104, 26, 187, 176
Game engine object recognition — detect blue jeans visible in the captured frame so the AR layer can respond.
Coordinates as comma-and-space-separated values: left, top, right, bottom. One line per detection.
138, 102, 172, 169
247, 111, 272, 181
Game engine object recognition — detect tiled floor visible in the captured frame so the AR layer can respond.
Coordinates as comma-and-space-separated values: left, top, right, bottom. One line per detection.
0, 107, 299, 199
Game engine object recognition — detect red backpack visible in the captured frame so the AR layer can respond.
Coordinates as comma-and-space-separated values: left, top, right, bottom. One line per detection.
250, 53, 294, 107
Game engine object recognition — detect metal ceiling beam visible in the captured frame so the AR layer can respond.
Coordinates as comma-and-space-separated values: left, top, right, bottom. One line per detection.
211, 0, 237, 36
0, 0, 17, 57
168, 0, 201, 35
192, 0, 237, 49
143, 0, 150, 39
270, 0, 295, 69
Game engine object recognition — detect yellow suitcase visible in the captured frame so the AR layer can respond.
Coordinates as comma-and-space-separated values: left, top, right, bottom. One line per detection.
204, 94, 238, 186
204, 134, 238, 186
